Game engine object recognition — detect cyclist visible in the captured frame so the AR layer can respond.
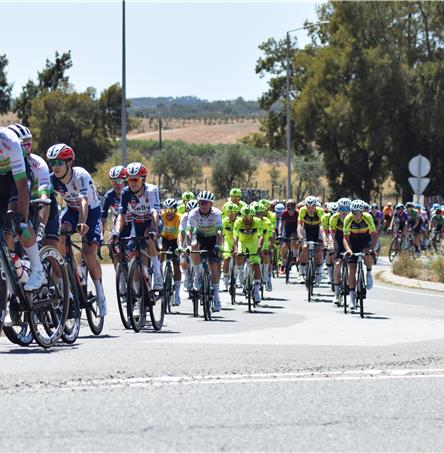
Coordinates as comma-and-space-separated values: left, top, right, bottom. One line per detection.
429, 207, 444, 242
221, 202, 239, 291
406, 201, 423, 255
0, 127, 46, 291
329, 197, 351, 305
233, 206, 264, 304
160, 198, 182, 306
101, 165, 127, 267
178, 199, 198, 291
113, 162, 163, 290
8, 124, 60, 250
343, 199, 377, 310
370, 203, 383, 259
382, 202, 394, 231
187, 191, 223, 311
223, 188, 247, 215
47, 143, 108, 317
298, 195, 325, 284
278, 199, 299, 273
255, 201, 273, 291
178, 191, 195, 215
322, 202, 338, 284
388, 203, 409, 241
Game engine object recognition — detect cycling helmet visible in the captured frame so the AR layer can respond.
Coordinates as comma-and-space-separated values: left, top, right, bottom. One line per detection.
415, 202, 421, 209
46, 143, 75, 161
286, 199, 296, 207
197, 190, 215, 202
225, 202, 240, 213
8, 123, 32, 142
109, 165, 127, 180
304, 196, 317, 207
432, 203, 440, 210
371, 203, 378, 210
255, 203, 266, 213
395, 203, 405, 210
241, 206, 255, 217
337, 197, 351, 209
126, 162, 147, 178
186, 199, 198, 210
363, 202, 370, 210
350, 199, 366, 212
163, 198, 177, 209
182, 191, 195, 202
329, 202, 339, 213
405, 201, 414, 208
275, 203, 285, 214
259, 199, 271, 209
229, 188, 242, 197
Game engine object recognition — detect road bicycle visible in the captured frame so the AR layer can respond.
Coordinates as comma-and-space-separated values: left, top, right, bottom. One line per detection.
348, 252, 367, 319
0, 204, 69, 348
60, 229, 104, 344
238, 251, 259, 313
305, 241, 318, 302
127, 236, 165, 332
190, 250, 214, 321
113, 238, 131, 329
161, 249, 177, 314
338, 252, 349, 314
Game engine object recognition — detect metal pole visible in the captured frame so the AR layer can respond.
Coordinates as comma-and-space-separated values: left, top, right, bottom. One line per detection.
286, 32, 292, 199
159, 118, 162, 150
121, 0, 127, 165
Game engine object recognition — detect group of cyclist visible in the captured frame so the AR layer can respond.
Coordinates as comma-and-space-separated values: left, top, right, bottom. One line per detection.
1, 121, 442, 330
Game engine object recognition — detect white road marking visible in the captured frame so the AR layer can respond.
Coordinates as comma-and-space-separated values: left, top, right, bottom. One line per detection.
373, 284, 444, 299
24, 368, 444, 392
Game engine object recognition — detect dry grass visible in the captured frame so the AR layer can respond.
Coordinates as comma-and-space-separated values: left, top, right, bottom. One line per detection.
392, 253, 444, 283
429, 257, 444, 283
0, 112, 18, 127
392, 253, 422, 279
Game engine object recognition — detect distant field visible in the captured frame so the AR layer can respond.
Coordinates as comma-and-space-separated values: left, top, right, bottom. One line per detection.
128, 121, 260, 145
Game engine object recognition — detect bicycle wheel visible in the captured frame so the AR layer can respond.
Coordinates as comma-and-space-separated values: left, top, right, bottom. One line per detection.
357, 267, 365, 319
285, 249, 292, 284
2, 297, 33, 346
163, 261, 173, 315
342, 264, 348, 314
116, 262, 131, 329
388, 238, 399, 262
229, 263, 236, 305
247, 274, 253, 313
84, 289, 104, 336
149, 276, 165, 331
61, 263, 81, 344
127, 258, 145, 333
202, 269, 212, 321
0, 273, 5, 334
28, 246, 70, 348
306, 261, 314, 302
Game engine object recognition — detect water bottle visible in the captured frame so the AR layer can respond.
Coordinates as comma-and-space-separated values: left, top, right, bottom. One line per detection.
10, 253, 29, 283
77, 261, 88, 286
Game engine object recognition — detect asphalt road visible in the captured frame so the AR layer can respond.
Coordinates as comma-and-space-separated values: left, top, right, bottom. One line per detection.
2, 258, 444, 452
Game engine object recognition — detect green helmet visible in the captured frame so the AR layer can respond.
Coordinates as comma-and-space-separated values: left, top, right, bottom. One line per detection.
229, 188, 242, 197
259, 199, 271, 209
255, 203, 266, 213
241, 206, 255, 217
225, 202, 240, 213
182, 191, 195, 202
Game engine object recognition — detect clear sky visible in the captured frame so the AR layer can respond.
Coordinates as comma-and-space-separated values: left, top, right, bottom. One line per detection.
1, 1, 321, 101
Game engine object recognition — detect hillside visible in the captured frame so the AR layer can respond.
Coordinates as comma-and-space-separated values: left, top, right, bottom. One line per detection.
128, 121, 260, 145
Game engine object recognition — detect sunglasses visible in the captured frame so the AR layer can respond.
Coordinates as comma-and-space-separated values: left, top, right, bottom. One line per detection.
199, 200, 211, 205
352, 210, 362, 215
22, 142, 32, 150
112, 178, 125, 184
339, 207, 350, 212
127, 177, 142, 183
49, 159, 66, 167
164, 208, 176, 214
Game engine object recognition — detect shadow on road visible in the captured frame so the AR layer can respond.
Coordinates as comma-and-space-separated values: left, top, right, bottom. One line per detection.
79, 334, 120, 340
0, 343, 80, 354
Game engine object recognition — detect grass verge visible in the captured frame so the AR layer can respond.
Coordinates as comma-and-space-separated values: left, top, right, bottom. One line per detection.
392, 253, 444, 283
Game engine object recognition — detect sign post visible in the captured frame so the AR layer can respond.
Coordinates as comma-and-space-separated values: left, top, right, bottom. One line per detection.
408, 154, 431, 204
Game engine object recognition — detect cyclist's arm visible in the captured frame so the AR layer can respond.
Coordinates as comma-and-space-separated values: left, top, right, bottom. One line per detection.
297, 220, 305, 242
15, 178, 30, 222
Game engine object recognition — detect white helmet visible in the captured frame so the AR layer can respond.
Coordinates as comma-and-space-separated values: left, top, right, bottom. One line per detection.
108, 165, 126, 179
329, 202, 339, 213
275, 203, 285, 214
126, 162, 147, 178
304, 195, 317, 207
197, 191, 215, 202
46, 143, 75, 160
350, 199, 366, 212
8, 123, 32, 142
163, 198, 177, 209
186, 199, 198, 211
337, 197, 352, 209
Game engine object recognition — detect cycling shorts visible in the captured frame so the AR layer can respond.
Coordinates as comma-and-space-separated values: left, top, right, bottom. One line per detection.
61, 206, 102, 246
161, 237, 179, 264
348, 234, 371, 263
222, 238, 235, 260
334, 233, 346, 256
195, 234, 220, 264
237, 239, 260, 265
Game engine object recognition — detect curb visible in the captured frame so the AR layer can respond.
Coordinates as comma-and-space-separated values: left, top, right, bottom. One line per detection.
375, 268, 444, 293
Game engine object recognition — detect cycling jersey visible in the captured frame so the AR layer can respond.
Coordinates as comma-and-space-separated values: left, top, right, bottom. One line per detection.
266, 211, 277, 229
233, 217, 262, 264
222, 216, 236, 244
101, 189, 122, 223
187, 207, 222, 238
343, 212, 376, 237
120, 185, 157, 224
161, 212, 181, 240
28, 153, 51, 198
179, 212, 189, 234
298, 207, 324, 226
431, 214, 444, 226
51, 167, 100, 210
281, 209, 298, 237
329, 212, 346, 234
321, 212, 331, 231
259, 216, 273, 251
370, 210, 383, 228
0, 127, 27, 181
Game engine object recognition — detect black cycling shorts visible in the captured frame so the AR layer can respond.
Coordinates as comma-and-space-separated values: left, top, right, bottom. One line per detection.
196, 234, 220, 264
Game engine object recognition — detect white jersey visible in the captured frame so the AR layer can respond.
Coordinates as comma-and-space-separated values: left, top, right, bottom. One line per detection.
187, 207, 222, 237
0, 127, 27, 181
29, 153, 51, 198
180, 212, 189, 233
51, 166, 100, 210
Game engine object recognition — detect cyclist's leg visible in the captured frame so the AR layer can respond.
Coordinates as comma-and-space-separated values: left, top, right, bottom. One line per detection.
206, 236, 221, 310
190, 235, 203, 290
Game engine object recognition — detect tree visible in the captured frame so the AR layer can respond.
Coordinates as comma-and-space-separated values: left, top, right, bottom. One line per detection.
0, 54, 12, 114
210, 145, 258, 197
29, 89, 113, 170
14, 51, 72, 125
293, 154, 326, 201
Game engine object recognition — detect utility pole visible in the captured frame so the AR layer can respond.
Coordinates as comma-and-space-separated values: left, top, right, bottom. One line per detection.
121, 0, 127, 165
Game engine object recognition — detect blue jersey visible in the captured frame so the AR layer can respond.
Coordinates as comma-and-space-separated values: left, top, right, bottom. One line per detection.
101, 188, 121, 222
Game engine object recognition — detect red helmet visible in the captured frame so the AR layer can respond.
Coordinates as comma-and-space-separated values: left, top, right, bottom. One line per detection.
126, 162, 147, 178
46, 143, 75, 161
109, 165, 127, 180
